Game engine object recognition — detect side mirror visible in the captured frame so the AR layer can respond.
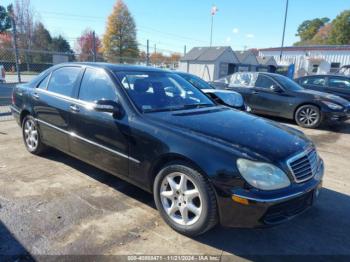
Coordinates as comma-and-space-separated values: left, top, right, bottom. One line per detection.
94, 100, 123, 118
270, 84, 282, 92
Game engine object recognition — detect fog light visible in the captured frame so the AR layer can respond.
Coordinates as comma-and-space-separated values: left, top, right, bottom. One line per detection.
232, 195, 249, 205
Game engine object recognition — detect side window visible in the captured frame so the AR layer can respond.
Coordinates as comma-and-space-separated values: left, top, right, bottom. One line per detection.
302, 77, 326, 87
255, 75, 276, 89
37, 74, 50, 89
329, 77, 350, 89
79, 68, 117, 102
48, 67, 81, 97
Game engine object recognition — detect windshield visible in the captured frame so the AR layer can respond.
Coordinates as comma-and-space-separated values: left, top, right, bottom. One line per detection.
178, 73, 214, 90
116, 71, 215, 113
272, 74, 304, 91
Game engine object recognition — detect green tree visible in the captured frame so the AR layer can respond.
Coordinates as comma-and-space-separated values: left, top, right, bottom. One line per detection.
31, 22, 52, 63
102, 0, 139, 63
328, 10, 350, 45
51, 35, 72, 53
0, 5, 12, 33
295, 17, 330, 44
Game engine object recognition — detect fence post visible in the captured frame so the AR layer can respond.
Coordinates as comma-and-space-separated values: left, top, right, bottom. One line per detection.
146, 39, 150, 66
10, 14, 21, 83
92, 31, 97, 62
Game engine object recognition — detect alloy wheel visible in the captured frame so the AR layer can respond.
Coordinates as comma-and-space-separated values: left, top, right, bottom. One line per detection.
160, 172, 202, 226
297, 107, 319, 126
24, 119, 39, 151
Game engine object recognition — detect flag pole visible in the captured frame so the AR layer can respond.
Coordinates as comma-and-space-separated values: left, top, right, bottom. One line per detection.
210, 14, 214, 47
280, 0, 289, 61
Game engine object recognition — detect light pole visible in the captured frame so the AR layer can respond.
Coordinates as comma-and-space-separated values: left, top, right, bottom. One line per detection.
280, 0, 289, 61
210, 5, 218, 47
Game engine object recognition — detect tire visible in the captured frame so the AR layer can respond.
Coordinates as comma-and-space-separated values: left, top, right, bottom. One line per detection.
153, 163, 218, 236
295, 105, 322, 129
22, 115, 47, 155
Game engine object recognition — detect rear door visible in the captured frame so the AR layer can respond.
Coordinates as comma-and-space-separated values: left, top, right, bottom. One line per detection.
33, 66, 82, 152
69, 67, 129, 178
299, 76, 327, 92
326, 76, 350, 101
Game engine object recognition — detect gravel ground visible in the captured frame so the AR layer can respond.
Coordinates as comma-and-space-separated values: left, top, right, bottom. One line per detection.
0, 116, 350, 260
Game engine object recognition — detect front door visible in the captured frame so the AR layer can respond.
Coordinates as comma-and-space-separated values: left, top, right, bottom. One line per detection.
249, 74, 290, 116
69, 67, 129, 178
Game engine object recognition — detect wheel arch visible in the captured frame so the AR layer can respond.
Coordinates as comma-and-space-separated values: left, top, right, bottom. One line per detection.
149, 153, 209, 192
293, 102, 321, 119
20, 109, 31, 125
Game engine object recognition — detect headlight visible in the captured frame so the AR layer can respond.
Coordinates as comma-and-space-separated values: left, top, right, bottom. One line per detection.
237, 159, 291, 190
322, 101, 343, 110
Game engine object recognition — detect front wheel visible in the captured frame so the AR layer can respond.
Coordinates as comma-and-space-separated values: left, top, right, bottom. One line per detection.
295, 105, 322, 128
22, 115, 47, 155
153, 163, 218, 236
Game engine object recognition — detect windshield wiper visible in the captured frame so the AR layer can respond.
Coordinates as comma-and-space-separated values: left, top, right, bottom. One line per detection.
180, 103, 214, 109
142, 103, 214, 113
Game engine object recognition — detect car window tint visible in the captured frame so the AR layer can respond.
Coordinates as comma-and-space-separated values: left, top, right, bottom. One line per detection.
37, 74, 50, 89
48, 67, 81, 97
255, 75, 275, 89
79, 68, 117, 102
329, 77, 350, 89
302, 77, 326, 87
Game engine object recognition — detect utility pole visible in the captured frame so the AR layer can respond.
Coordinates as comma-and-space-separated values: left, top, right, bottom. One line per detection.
280, 0, 289, 61
92, 31, 97, 62
146, 39, 150, 66
10, 10, 21, 83
184, 45, 187, 56
210, 5, 218, 47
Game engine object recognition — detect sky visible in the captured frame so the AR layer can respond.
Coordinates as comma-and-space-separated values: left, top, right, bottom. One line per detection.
2, 0, 349, 54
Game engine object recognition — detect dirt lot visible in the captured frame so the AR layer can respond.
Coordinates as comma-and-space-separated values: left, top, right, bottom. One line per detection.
0, 117, 350, 260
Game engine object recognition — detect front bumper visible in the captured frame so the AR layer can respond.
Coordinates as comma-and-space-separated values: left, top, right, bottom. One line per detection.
217, 160, 324, 228
323, 107, 350, 122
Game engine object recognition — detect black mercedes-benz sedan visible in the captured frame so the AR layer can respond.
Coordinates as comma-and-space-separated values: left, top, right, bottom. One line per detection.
215, 72, 350, 128
11, 63, 324, 236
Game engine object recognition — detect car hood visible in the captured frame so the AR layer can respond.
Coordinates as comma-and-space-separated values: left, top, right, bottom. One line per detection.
297, 89, 350, 106
147, 107, 312, 162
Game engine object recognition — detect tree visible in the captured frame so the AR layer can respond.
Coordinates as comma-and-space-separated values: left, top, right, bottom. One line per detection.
31, 22, 52, 62
51, 35, 72, 53
328, 10, 350, 45
311, 24, 333, 44
102, 0, 139, 63
150, 52, 164, 65
295, 17, 330, 44
76, 29, 102, 61
0, 5, 11, 33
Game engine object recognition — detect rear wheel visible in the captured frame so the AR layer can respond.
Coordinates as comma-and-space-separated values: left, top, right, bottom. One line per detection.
153, 163, 218, 236
22, 115, 47, 155
295, 105, 322, 128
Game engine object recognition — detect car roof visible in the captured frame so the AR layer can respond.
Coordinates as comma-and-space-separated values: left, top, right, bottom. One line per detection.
296, 74, 350, 79
54, 62, 168, 73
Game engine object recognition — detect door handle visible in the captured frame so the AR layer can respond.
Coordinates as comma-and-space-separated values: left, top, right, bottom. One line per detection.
32, 92, 40, 100
70, 104, 80, 113
252, 91, 259, 94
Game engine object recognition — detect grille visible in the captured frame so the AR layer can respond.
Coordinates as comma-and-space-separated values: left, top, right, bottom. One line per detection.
287, 148, 318, 183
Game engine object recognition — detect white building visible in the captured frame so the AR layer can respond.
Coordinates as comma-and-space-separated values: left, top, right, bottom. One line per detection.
259, 45, 350, 77
179, 46, 239, 81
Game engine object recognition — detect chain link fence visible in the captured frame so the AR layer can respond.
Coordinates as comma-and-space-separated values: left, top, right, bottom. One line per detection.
0, 47, 180, 121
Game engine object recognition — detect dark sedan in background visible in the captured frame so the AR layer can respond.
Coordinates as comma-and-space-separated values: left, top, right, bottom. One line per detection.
11, 63, 324, 236
175, 72, 249, 111
214, 72, 350, 128
296, 75, 350, 101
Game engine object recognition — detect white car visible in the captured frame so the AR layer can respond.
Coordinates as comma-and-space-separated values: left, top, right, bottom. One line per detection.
0, 65, 5, 83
